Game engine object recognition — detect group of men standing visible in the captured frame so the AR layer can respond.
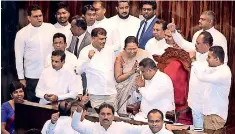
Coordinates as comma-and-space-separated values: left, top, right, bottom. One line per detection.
14, 1, 231, 133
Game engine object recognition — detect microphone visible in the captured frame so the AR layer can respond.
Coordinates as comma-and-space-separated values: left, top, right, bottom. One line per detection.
116, 95, 131, 113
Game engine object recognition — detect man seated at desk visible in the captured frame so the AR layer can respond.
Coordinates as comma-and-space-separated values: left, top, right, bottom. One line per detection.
36, 50, 82, 105
71, 102, 173, 134
41, 96, 89, 134
135, 58, 175, 122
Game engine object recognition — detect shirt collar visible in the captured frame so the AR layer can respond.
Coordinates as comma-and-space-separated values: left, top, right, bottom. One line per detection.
77, 31, 87, 41
205, 26, 215, 32
55, 22, 71, 28
145, 15, 156, 23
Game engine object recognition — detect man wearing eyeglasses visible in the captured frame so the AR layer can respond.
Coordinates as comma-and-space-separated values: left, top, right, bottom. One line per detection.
15, 5, 56, 103
137, 1, 159, 49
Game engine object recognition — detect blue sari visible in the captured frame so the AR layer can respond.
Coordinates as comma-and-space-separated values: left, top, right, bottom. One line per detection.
1, 101, 15, 134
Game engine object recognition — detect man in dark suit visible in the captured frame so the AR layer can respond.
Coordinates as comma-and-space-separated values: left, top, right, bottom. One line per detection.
137, 1, 158, 49
68, 16, 92, 93
67, 16, 92, 58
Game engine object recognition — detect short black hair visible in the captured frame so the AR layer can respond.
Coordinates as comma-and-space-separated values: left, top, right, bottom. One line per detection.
124, 36, 138, 49
117, 1, 130, 7
91, 28, 107, 37
147, 109, 164, 120
10, 81, 25, 95
53, 33, 66, 43
209, 46, 225, 63
93, 1, 105, 9
199, 31, 213, 47
139, 58, 157, 70
142, 1, 156, 9
71, 15, 87, 31
155, 20, 167, 30
82, 5, 96, 15
27, 5, 41, 16
98, 103, 115, 115
56, 2, 70, 12
58, 100, 72, 116
52, 50, 66, 62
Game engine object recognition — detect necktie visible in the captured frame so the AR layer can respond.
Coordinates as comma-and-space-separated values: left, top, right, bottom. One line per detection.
74, 38, 79, 57
140, 21, 147, 39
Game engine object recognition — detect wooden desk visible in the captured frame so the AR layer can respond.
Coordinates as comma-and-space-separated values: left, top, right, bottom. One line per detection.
15, 101, 58, 133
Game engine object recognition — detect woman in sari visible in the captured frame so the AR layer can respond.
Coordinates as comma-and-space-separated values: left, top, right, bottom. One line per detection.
1, 81, 25, 134
114, 36, 149, 114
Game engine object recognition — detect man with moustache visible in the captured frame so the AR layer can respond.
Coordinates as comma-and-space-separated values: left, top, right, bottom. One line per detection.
109, 1, 141, 50
54, 2, 72, 46
72, 103, 172, 134
15, 5, 56, 102
92, 1, 121, 53
75, 28, 117, 109
137, 1, 159, 49
168, 11, 228, 63
145, 20, 168, 56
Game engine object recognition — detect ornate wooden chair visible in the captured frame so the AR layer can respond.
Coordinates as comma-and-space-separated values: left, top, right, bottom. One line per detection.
153, 47, 193, 125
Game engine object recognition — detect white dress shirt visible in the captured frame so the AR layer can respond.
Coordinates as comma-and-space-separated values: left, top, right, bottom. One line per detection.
138, 70, 174, 119
109, 15, 141, 49
41, 116, 80, 134
76, 44, 117, 95
36, 66, 82, 104
145, 38, 169, 56
54, 22, 73, 47
45, 50, 78, 71
138, 16, 156, 42
94, 17, 121, 51
188, 60, 209, 112
171, 27, 228, 63
87, 24, 96, 34
141, 126, 173, 134
71, 32, 87, 54
192, 62, 232, 120
15, 23, 56, 79
71, 111, 147, 134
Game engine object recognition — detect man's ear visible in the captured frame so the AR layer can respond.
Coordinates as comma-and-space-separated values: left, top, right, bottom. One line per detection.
103, 8, 106, 14
115, 7, 118, 12
27, 16, 31, 22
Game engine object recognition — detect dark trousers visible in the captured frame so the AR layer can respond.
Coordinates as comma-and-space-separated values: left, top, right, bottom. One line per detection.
25, 77, 40, 103
81, 72, 87, 94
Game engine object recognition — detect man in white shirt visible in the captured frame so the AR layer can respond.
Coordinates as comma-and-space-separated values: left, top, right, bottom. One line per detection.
109, 1, 141, 50
76, 28, 117, 109
145, 20, 168, 56
168, 10, 228, 63
82, 5, 96, 34
41, 97, 89, 134
54, 2, 72, 47
187, 31, 214, 130
45, 33, 78, 71
93, 1, 121, 53
137, 1, 159, 49
190, 46, 231, 130
72, 102, 173, 134
36, 50, 81, 105
135, 58, 174, 121
68, 16, 92, 58
141, 109, 173, 134
15, 5, 56, 102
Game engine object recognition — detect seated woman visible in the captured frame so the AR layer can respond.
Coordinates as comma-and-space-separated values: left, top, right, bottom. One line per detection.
114, 36, 149, 115
1, 81, 25, 134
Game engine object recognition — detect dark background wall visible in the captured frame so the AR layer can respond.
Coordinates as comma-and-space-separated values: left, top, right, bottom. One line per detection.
1, 1, 234, 126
